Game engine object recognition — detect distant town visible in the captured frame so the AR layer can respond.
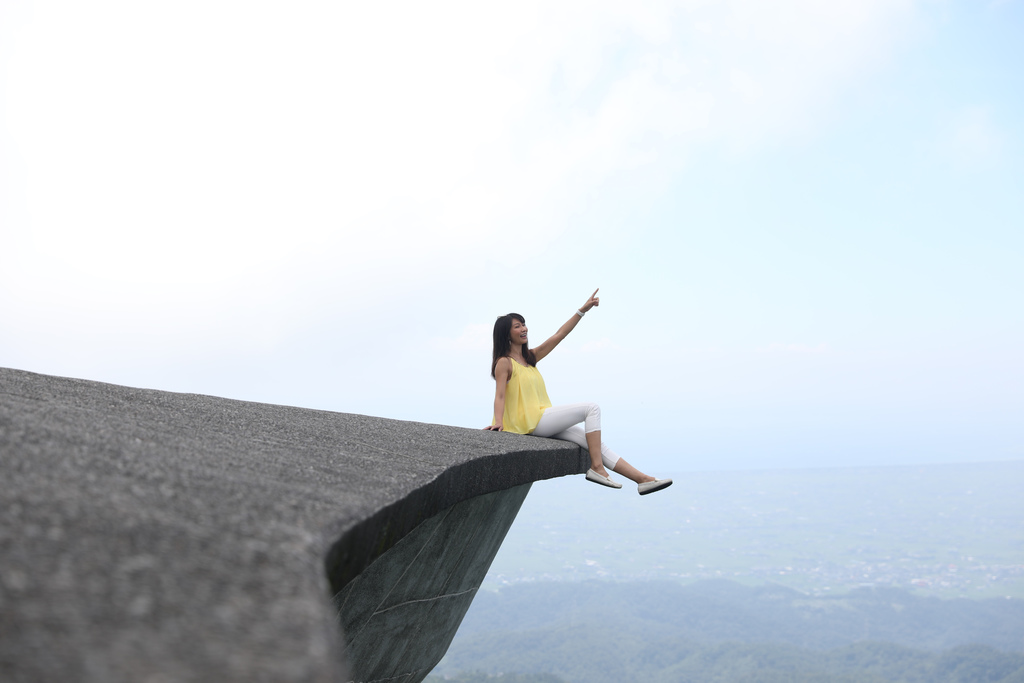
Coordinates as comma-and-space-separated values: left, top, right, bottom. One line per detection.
484, 461, 1024, 600
485, 549, 1024, 599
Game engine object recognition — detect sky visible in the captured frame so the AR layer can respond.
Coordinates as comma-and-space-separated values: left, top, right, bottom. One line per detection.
1, 0, 1021, 472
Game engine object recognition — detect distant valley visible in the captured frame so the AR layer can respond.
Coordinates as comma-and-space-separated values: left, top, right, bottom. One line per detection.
484, 460, 1024, 599
429, 580, 1024, 683
427, 460, 1024, 682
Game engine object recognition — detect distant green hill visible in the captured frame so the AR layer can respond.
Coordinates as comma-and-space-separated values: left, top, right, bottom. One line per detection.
426, 674, 566, 683
430, 640, 1024, 683
429, 580, 1024, 683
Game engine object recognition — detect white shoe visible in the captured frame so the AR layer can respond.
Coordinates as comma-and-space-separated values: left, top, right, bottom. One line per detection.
586, 468, 623, 489
638, 478, 672, 496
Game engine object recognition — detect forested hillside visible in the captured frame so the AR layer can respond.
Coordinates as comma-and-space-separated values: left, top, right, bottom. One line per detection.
427, 642, 1024, 683
428, 580, 1024, 683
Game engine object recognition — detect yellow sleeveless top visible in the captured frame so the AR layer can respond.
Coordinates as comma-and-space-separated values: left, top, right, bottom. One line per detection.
497, 358, 552, 434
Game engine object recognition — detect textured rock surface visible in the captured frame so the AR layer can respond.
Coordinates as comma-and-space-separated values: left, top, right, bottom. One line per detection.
0, 367, 588, 682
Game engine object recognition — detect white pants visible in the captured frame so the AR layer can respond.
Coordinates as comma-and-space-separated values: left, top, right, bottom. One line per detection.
530, 402, 621, 470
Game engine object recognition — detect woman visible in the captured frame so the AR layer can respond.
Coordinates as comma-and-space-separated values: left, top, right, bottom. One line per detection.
484, 289, 672, 495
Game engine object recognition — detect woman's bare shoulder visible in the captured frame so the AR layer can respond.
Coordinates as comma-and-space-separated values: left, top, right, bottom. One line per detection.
494, 356, 513, 377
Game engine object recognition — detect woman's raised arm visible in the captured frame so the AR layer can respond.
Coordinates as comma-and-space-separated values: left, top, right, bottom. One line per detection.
532, 288, 600, 362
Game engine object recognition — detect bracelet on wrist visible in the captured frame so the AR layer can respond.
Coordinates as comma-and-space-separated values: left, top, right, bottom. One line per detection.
576, 309, 585, 317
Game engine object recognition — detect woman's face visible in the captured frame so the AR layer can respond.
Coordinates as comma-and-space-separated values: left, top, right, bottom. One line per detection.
509, 318, 528, 346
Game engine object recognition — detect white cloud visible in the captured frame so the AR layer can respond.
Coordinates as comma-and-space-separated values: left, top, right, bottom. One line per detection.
581, 337, 623, 353
1, 0, 921, 367
756, 343, 830, 355
433, 323, 493, 352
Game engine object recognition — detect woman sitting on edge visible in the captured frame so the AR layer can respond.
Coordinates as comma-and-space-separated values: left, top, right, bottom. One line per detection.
484, 289, 672, 495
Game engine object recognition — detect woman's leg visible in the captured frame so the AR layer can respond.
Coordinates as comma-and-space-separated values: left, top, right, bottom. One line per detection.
532, 404, 655, 482
610, 457, 655, 484
551, 426, 655, 483
532, 404, 607, 473
536, 424, 614, 474
531, 403, 602, 437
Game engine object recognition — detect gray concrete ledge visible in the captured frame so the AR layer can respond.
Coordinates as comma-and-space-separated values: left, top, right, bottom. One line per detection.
0, 366, 589, 682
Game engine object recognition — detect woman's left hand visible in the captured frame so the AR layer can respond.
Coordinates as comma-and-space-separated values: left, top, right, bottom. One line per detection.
581, 288, 600, 313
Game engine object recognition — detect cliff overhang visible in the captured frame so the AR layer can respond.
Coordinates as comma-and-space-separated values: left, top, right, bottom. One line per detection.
0, 366, 588, 682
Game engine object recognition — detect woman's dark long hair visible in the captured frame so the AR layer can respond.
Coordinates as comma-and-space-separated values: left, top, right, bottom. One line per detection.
491, 313, 537, 378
